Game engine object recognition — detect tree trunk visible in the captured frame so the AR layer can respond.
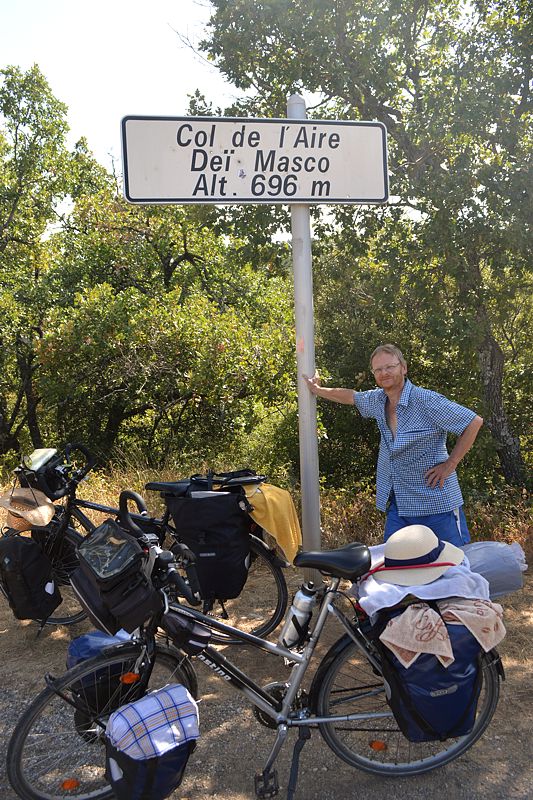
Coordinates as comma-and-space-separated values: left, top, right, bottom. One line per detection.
0, 409, 20, 455
454, 249, 528, 488
100, 404, 125, 453
16, 338, 43, 450
477, 333, 527, 486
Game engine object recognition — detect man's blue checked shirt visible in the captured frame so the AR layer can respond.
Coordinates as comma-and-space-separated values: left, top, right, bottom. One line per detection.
353, 379, 477, 516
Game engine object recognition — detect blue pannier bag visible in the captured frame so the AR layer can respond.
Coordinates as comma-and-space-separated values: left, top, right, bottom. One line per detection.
66, 630, 132, 670
104, 683, 199, 800
67, 631, 134, 738
371, 605, 484, 742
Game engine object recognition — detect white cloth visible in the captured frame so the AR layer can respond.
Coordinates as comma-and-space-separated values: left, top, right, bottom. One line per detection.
378, 598, 506, 669
353, 544, 490, 618
379, 603, 454, 668
439, 598, 506, 651
106, 684, 199, 760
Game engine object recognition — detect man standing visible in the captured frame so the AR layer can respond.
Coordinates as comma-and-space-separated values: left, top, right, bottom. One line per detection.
305, 344, 483, 545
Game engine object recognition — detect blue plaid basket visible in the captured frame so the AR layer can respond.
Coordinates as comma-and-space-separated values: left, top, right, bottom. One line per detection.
105, 683, 199, 800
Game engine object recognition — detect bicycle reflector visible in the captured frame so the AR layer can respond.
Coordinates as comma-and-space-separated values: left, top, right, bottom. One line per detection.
120, 672, 141, 684
369, 740, 388, 751
61, 778, 80, 790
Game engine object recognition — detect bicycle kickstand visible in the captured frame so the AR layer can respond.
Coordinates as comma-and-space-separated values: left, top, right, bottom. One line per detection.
286, 726, 311, 800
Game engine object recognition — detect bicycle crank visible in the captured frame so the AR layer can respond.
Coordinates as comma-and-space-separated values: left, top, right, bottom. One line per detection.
253, 682, 309, 729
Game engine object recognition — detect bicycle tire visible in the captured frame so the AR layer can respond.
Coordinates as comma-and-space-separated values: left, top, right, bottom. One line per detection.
315, 636, 501, 776
206, 535, 288, 644
33, 526, 87, 626
7, 642, 198, 800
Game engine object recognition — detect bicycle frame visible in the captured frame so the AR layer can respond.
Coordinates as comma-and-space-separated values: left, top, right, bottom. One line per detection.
67, 497, 167, 533
161, 576, 392, 793
168, 577, 384, 728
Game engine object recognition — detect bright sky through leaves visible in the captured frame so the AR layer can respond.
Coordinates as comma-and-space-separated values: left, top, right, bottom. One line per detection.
0, 0, 234, 169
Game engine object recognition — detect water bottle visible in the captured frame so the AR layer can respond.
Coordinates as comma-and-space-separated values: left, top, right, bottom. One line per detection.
278, 583, 317, 648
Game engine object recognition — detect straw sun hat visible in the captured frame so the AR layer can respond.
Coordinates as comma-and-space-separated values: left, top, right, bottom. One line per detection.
372, 524, 464, 586
0, 487, 55, 531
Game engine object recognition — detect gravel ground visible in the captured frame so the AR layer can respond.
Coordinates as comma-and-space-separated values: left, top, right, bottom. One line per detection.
1, 571, 531, 800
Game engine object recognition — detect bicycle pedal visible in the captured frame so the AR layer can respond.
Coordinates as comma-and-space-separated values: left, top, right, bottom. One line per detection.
254, 769, 279, 798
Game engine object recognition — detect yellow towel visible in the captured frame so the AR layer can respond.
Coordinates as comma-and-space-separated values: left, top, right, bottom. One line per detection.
244, 483, 302, 564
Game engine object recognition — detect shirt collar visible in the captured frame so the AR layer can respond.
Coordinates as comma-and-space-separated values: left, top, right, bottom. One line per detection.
377, 378, 412, 406
399, 379, 413, 406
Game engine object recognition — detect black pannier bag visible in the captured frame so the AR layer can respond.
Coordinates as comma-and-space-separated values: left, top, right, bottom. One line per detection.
105, 739, 195, 800
165, 490, 251, 602
370, 605, 484, 742
0, 533, 62, 621
104, 683, 199, 800
72, 519, 162, 634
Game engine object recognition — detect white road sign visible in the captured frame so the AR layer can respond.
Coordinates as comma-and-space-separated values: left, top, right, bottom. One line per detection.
121, 116, 388, 204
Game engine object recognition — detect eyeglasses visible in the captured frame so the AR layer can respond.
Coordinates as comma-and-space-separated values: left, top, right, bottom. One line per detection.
371, 362, 401, 376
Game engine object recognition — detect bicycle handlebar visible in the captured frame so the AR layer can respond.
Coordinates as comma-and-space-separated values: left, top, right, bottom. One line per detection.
36, 472, 69, 501
166, 565, 201, 606
118, 489, 202, 606
118, 489, 149, 538
65, 442, 98, 482
21, 442, 98, 500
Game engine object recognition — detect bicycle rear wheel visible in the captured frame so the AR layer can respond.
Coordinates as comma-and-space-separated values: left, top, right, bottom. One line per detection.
7, 642, 197, 800
316, 637, 501, 776
207, 535, 288, 644
32, 525, 87, 626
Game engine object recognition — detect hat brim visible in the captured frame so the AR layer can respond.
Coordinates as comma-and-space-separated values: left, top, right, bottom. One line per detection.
373, 540, 464, 586
0, 489, 55, 526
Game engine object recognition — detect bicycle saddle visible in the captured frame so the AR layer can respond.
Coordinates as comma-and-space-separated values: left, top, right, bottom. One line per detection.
145, 480, 191, 496
294, 543, 371, 581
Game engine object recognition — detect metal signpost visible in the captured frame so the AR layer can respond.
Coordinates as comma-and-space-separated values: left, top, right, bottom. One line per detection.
122, 98, 389, 553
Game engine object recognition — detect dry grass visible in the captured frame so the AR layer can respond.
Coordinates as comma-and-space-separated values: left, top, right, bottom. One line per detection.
318, 486, 532, 551
1, 468, 530, 555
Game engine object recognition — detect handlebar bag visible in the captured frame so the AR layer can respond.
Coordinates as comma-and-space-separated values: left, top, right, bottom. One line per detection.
166, 492, 251, 602
16, 450, 69, 500
0, 533, 62, 622
370, 604, 483, 742
104, 683, 198, 800
76, 519, 162, 633
70, 566, 121, 635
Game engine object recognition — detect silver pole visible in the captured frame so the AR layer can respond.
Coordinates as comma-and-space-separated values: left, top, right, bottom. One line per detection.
287, 93, 321, 560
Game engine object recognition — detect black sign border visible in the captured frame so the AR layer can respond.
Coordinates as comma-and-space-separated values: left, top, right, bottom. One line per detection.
121, 115, 389, 205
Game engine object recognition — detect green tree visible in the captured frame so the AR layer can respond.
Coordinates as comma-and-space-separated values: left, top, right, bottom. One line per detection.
199, 0, 532, 487
37, 277, 295, 463
0, 66, 118, 458
0, 65, 71, 454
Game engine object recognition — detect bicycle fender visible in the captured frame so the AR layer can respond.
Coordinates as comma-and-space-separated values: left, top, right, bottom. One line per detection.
249, 534, 290, 568
308, 634, 353, 712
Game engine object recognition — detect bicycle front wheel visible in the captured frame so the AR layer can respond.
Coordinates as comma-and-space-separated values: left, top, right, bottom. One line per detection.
209, 535, 288, 644
7, 642, 197, 800
316, 638, 501, 776
32, 526, 87, 626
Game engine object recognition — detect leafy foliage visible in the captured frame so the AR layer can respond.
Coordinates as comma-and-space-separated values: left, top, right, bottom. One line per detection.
200, 0, 533, 489
0, 8, 531, 506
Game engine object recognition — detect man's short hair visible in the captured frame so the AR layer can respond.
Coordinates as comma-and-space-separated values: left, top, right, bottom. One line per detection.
370, 344, 407, 368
